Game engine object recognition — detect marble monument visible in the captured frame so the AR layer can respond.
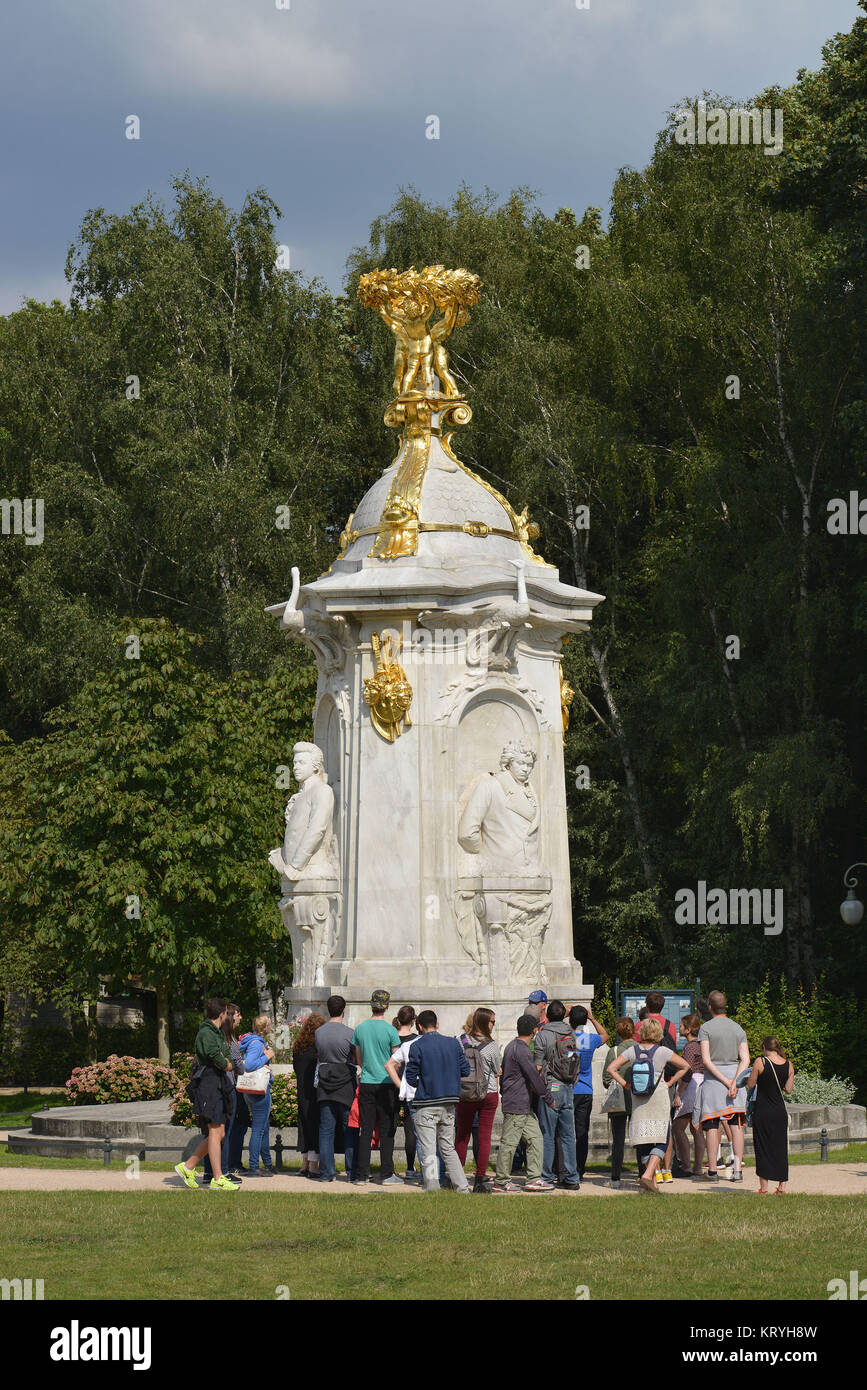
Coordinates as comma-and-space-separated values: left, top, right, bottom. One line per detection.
266, 264, 604, 1033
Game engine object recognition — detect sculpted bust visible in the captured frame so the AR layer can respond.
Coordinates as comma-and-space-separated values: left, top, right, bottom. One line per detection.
268, 742, 338, 883
458, 738, 544, 876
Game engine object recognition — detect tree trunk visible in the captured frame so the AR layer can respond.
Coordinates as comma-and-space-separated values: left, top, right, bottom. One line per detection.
156, 978, 170, 1065
83, 997, 98, 1064
255, 963, 274, 1022
560, 479, 669, 948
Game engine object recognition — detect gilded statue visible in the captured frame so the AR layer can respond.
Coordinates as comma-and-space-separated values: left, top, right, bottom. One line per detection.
358, 265, 481, 399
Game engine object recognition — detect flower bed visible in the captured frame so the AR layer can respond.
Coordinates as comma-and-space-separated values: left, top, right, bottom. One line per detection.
169, 1064, 299, 1128
65, 1055, 177, 1106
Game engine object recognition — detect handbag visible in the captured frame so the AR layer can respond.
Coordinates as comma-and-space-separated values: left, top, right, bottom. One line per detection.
764, 1054, 792, 1131
601, 1079, 626, 1114
237, 1064, 271, 1097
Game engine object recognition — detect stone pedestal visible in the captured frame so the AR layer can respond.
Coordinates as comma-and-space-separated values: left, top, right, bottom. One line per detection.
278, 877, 341, 990
284, 983, 594, 1041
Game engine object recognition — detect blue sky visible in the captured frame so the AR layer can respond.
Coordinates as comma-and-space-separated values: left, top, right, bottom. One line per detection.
0, 0, 859, 312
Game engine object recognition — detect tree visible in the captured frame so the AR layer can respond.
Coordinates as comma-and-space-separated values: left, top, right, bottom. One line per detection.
0, 619, 315, 1062
0, 175, 372, 737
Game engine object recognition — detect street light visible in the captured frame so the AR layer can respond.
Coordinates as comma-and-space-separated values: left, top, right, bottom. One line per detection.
840, 863, 867, 927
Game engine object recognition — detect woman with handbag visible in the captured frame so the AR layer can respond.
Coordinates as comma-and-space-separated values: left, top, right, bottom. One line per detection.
747, 1037, 793, 1194
601, 1017, 634, 1188
239, 1015, 276, 1177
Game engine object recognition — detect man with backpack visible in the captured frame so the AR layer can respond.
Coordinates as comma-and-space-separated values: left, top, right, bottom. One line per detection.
569, 1004, 609, 1180
533, 1000, 581, 1189
403, 1011, 472, 1193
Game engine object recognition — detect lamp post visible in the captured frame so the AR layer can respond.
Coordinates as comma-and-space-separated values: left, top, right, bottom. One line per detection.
840, 864, 867, 927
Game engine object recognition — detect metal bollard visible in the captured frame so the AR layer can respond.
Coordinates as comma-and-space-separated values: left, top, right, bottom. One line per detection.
43, 1102, 49, 1112
820, 1127, 829, 1162
103, 1133, 113, 1166
274, 1132, 284, 1172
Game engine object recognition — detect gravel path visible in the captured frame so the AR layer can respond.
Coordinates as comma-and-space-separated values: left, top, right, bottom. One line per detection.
0, 1165, 864, 1195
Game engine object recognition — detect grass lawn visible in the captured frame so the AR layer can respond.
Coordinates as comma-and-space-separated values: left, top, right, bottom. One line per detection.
0, 1091, 67, 1128
1, 1191, 864, 1300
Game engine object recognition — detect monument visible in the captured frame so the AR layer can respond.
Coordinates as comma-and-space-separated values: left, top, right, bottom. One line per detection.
266, 264, 604, 1032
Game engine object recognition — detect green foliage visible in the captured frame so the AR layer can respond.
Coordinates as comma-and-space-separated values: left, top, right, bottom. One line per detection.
789, 1072, 857, 1107
0, 1017, 200, 1087
0, 618, 312, 1016
0, 175, 366, 732
65, 1055, 177, 1105
732, 976, 867, 1100
589, 977, 616, 1036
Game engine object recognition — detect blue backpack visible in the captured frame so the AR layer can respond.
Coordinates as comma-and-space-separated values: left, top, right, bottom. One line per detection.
630, 1044, 661, 1097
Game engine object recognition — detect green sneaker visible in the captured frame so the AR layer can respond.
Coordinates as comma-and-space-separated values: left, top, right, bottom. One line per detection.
174, 1162, 199, 1189
209, 1175, 240, 1191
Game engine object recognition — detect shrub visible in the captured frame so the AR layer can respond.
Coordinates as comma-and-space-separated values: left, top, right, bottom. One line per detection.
732, 976, 867, 1102
65, 1055, 177, 1106
269, 1072, 298, 1127
169, 1070, 299, 1129
171, 1052, 196, 1082
789, 1072, 857, 1106
169, 1080, 194, 1128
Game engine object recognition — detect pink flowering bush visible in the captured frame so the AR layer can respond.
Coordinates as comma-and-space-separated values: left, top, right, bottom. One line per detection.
65, 1055, 177, 1106
169, 1064, 300, 1128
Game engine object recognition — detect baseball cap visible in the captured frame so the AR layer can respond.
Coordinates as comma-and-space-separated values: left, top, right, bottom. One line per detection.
528, 990, 548, 1004
371, 989, 391, 1009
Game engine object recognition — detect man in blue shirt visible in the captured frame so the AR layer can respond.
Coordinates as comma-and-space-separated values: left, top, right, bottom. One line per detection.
569, 1004, 609, 1180
404, 1010, 471, 1193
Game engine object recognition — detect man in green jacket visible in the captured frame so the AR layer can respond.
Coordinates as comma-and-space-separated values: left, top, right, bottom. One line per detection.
175, 999, 240, 1191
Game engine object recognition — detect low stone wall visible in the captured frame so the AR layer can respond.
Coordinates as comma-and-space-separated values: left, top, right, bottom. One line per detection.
7, 1097, 866, 1165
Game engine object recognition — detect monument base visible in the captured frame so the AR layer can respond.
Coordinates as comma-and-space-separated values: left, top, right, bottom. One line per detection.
283, 981, 594, 1039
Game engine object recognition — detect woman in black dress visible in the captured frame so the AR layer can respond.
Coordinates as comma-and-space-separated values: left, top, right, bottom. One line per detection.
747, 1036, 793, 1193
292, 1013, 326, 1176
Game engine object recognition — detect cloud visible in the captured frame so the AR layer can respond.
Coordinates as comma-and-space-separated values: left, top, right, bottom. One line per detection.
129, 0, 360, 107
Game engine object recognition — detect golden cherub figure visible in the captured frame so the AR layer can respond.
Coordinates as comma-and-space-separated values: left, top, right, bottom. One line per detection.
358, 265, 481, 399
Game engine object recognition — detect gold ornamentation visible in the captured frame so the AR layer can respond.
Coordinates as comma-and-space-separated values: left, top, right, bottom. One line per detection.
559, 665, 575, 742
358, 265, 481, 399
363, 631, 413, 741
368, 397, 432, 559
357, 264, 553, 566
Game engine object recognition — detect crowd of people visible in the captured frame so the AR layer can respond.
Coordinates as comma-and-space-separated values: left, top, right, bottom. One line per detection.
174, 986, 794, 1195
